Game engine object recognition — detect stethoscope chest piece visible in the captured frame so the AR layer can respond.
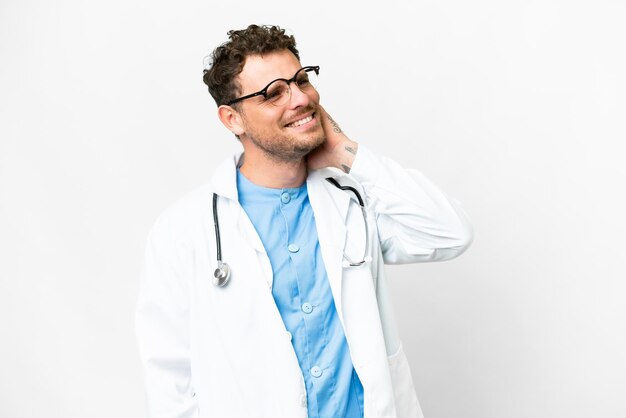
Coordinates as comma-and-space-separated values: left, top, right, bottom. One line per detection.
213, 262, 231, 287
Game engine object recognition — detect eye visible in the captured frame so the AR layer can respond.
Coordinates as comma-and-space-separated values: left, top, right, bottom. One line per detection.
296, 75, 310, 87
265, 81, 289, 102
265, 89, 281, 100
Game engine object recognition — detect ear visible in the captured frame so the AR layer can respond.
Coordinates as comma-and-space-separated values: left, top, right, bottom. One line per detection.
217, 105, 245, 136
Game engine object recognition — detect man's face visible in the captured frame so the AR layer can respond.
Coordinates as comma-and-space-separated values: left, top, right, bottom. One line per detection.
234, 49, 325, 163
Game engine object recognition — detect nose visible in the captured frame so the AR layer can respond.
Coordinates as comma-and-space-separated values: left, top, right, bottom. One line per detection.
287, 82, 312, 108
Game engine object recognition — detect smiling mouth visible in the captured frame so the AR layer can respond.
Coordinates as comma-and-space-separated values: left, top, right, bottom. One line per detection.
285, 112, 315, 128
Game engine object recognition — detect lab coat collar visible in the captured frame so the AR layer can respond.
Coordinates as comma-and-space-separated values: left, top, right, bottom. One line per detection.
210, 152, 243, 202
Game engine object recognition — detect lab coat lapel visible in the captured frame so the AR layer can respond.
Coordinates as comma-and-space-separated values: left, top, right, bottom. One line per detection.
307, 169, 350, 321
210, 152, 269, 277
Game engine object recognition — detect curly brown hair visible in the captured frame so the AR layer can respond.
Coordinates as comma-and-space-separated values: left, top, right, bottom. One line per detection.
202, 24, 300, 107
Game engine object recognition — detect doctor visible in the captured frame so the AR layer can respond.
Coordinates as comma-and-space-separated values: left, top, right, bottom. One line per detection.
136, 24, 472, 418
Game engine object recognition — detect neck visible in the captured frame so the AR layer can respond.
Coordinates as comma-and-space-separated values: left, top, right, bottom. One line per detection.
239, 145, 308, 189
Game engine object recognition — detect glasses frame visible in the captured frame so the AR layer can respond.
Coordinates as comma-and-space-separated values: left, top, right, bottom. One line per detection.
226, 65, 320, 106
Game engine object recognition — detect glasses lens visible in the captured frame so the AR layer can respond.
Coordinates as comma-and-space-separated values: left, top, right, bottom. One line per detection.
264, 68, 318, 107
265, 80, 290, 106
296, 68, 316, 89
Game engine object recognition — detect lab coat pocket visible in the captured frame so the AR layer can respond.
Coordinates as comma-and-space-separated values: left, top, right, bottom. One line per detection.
387, 345, 424, 418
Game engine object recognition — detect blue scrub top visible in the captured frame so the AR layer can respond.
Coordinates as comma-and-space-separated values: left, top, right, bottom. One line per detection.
237, 170, 364, 418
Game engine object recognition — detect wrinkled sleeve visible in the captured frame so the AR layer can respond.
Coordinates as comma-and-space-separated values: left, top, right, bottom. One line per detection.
350, 144, 473, 264
135, 215, 198, 418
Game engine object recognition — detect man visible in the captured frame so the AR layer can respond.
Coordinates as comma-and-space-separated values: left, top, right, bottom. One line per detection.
136, 24, 472, 418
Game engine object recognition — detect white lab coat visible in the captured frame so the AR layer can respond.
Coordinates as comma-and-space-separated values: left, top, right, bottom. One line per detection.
136, 144, 473, 418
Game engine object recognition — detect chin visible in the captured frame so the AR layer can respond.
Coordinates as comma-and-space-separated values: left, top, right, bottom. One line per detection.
299, 132, 325, 151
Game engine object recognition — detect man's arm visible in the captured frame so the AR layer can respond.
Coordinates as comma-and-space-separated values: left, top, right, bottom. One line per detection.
135, 215, 198, 418
309, 106, 473, 264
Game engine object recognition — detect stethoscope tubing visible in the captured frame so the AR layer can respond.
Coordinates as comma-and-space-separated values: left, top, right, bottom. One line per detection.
212, 193, 222, 263
324, 178, 369, 266
212, 193, 231, 287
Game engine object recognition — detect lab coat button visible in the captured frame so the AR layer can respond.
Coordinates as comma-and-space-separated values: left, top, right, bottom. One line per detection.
281, 192, 291, 203
301, 302, 313, 314
300, 394, 307, 407
286, 331, 292, 341
288, 243, 299, 253
310, 366, 322, 378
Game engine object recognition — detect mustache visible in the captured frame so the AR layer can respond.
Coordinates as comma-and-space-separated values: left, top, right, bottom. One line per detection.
283, 106, 317, 124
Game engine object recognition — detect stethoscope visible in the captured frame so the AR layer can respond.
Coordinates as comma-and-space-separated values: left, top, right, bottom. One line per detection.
211, 177, 369, 287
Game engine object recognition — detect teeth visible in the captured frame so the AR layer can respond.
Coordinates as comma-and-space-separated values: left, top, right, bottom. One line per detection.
287, 115, 313, 127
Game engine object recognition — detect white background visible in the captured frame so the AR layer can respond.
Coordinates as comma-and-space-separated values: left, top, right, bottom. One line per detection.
1, 0, 625, 417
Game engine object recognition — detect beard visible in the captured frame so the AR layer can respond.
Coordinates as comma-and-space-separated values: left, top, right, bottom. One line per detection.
242, 114, 325, 164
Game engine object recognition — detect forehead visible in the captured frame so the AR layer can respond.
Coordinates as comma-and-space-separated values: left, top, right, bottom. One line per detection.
237, 49, 302, 93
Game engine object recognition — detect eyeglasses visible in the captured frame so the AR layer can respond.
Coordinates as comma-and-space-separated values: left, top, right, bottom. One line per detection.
226, 66, 320, 107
